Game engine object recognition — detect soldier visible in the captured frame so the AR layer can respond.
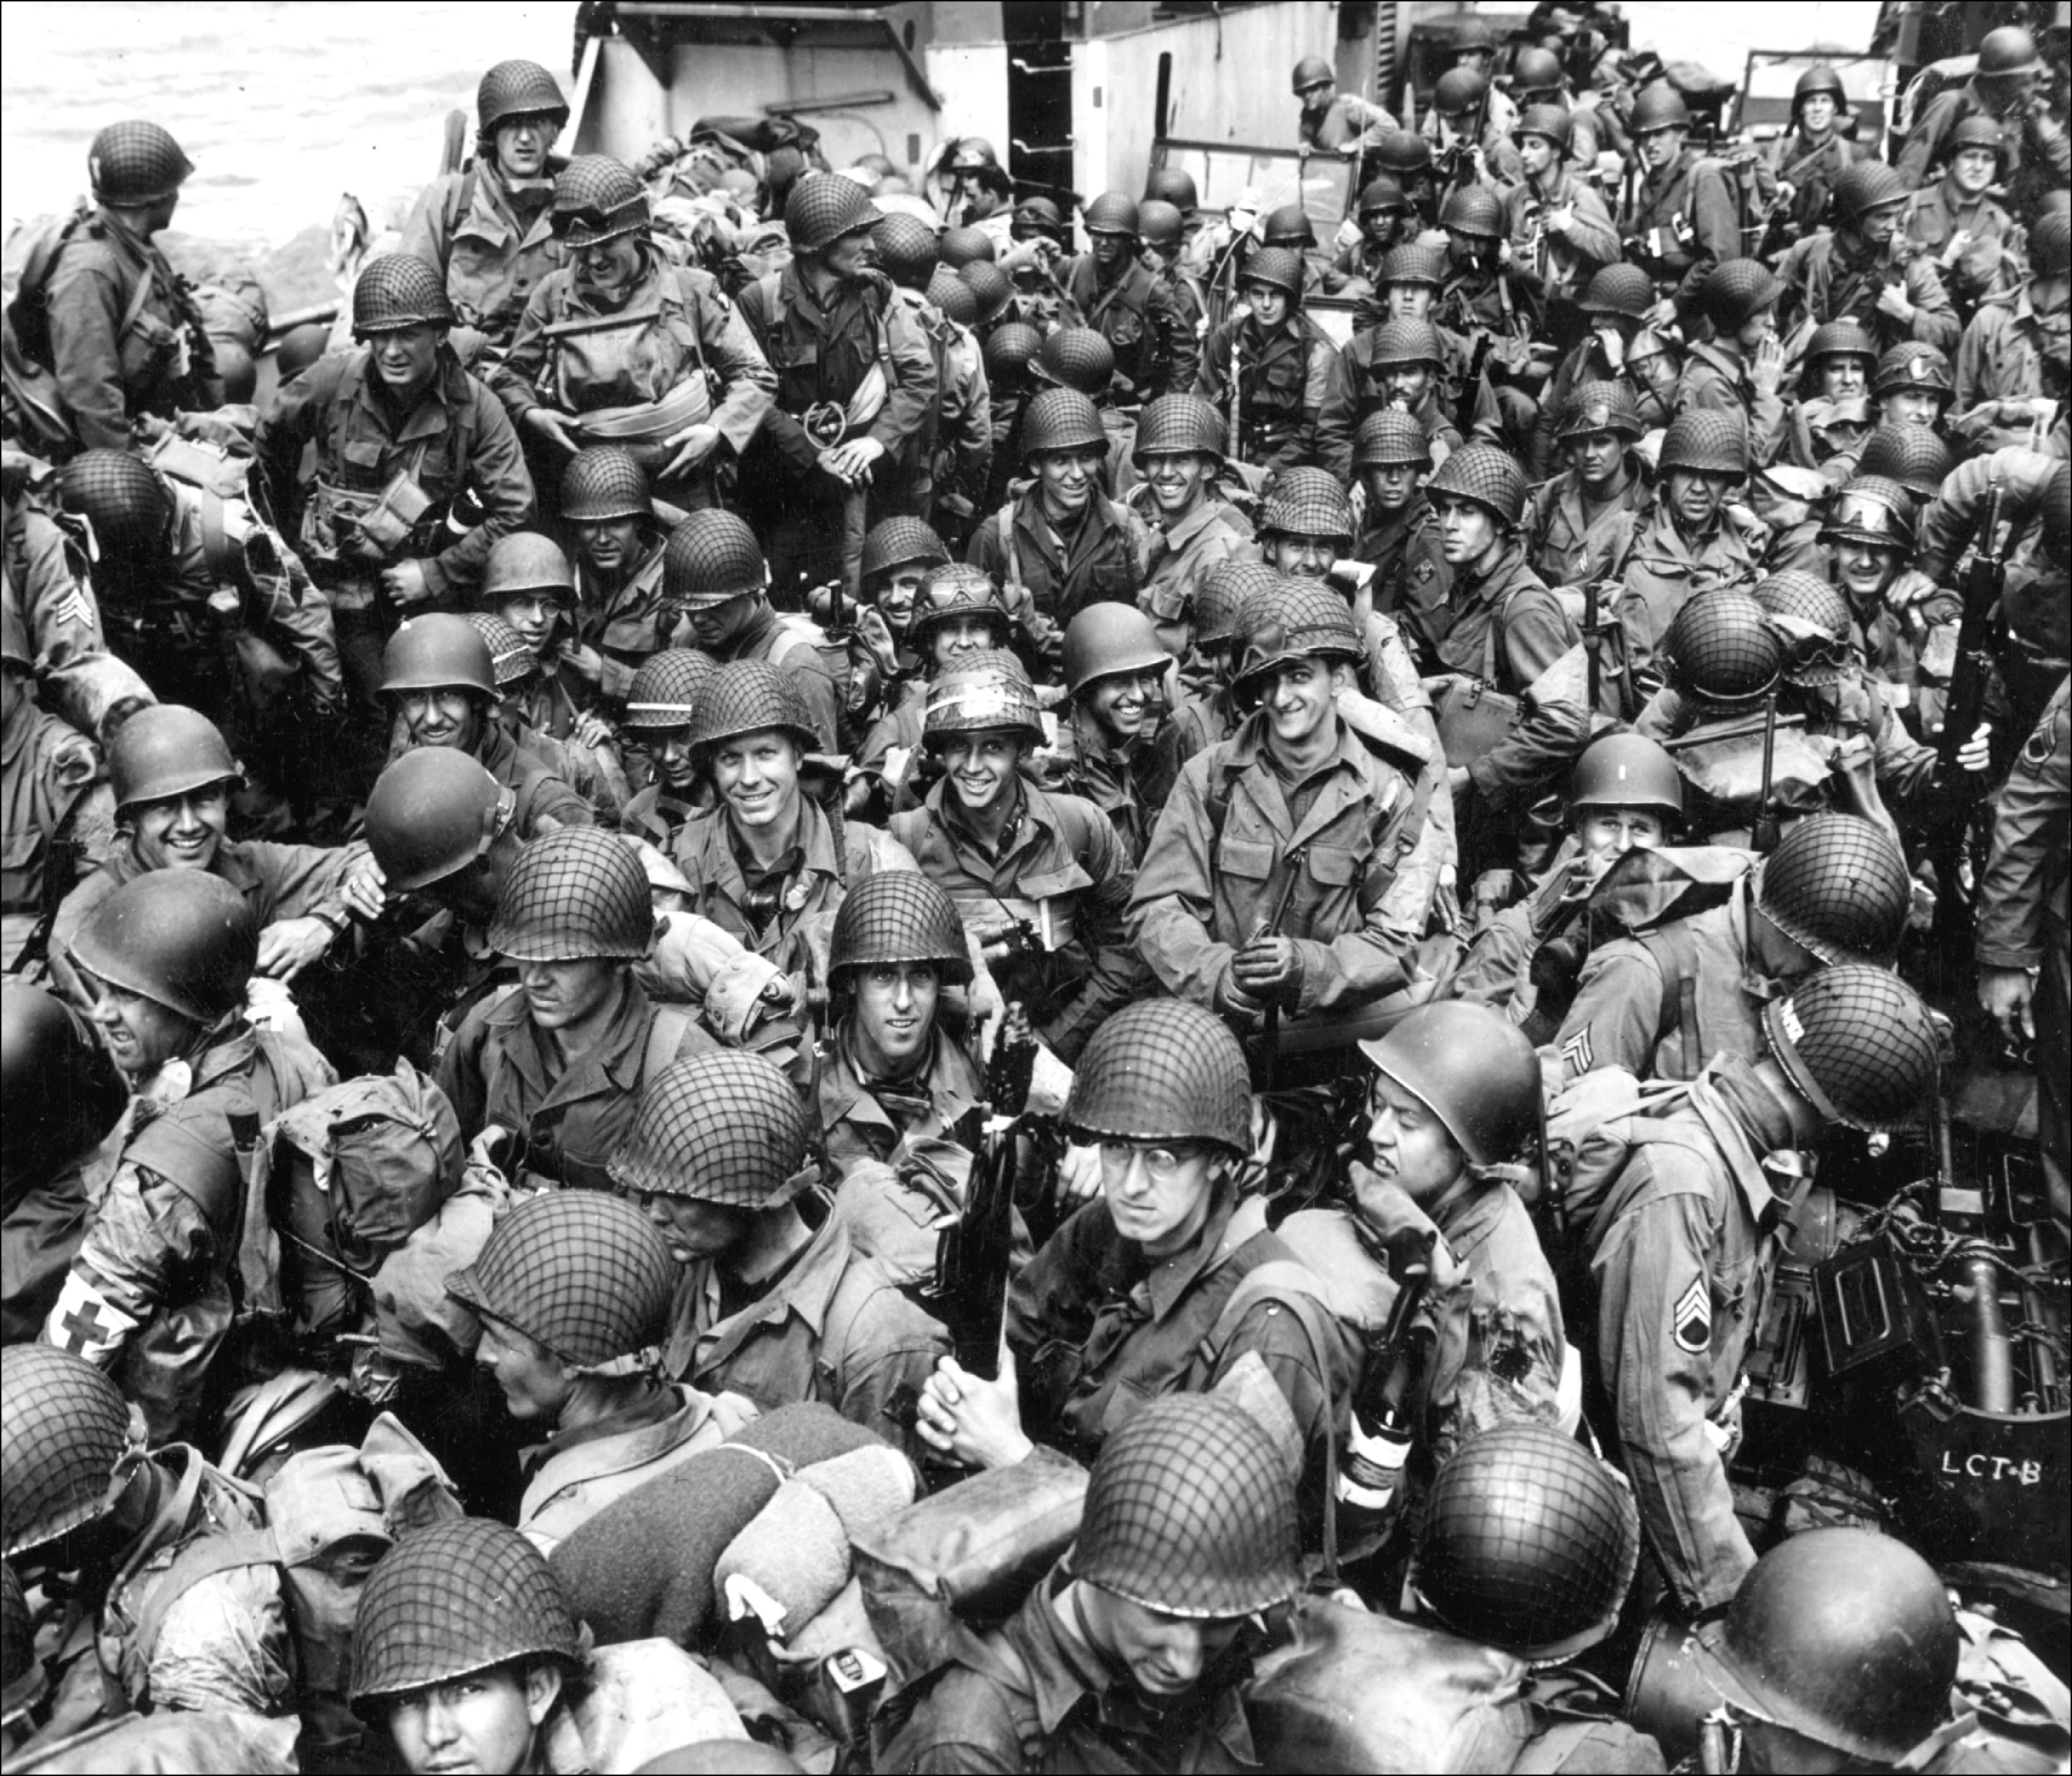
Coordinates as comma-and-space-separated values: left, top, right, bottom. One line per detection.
1622, 322, 1684, 433
1062, 194, 1197, 406
1676, 260, 1790, 470
1526, 260, 1656, 479
858, 514, 953, 675
1524, 379, 1649, 606
874, 212, 993, 534
1903, 115, 2020, 323
1027, 327, 1137, 501
9, 121, 220, 455
667, 660, 916, 970
1159, 559, 1277, 772
558, 446, 674, 710
660, 509, 840, 750
937, 137, 1016, 246
1774, 162, 1961, 358
1787, 318, 1880, 475
1131, 395, 1253, 662
1050, 603, 1170, 866
735, 172, 938, 599
884, 1395, 1304, 1774
1136, 198, 1207, 349
475, 532, 600, 742
1575, 966, 1942, 1618
1551, 811, 1912, 1086
1336, 176, 1420, 295
611, 1050, 948, 1457
445, 1191, 755, 1551
1508, 43, 1605, 162
1419, 21, 1520, 146
1295, 53, 1402, 161
1856, 418, 1956, 512
1896, 24, 2070, 224
437, 827, 708, 1192
1318, 312, 1464, 485
1762, 65, 1871, 247
44, 872, 334, 1440
1350, 409, 1449, 635
1435, 184, 1537, 344
401, 59, 570, 352
618, 649, 714, 851
1618, 86, 1738, 326
1424, 67, 1524, 186
893, 650, 1143, 1067
1504, 105, 1620, 307
1978, 678, 2069, 1232
1195, 248, 1334, 474
1954, 208, 2069, 453
1871, 341, 1959, 433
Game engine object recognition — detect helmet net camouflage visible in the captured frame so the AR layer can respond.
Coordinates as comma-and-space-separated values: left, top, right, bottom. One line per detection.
982, 321, 1043, 384
73, 870, 256, 1024
1629, 85, 1692, 133
1240, 246, 1306, 299
487, 827, 654, 962
1261, 205, 1315, 248
1367, 316, 1447, 370
1, 1560, 38, 1725
1754, 570, 1854, 687
1379, 242, 1449, 288
1232, 579, 1363, 692
1032, 327, 1116, 396
1083, 191, 1141, 236
1354, 408, 1432, 467
1144, 167, 1198, 209
1021, 387, 1108, 460
1066, 997, 1252, 1154
1138, 199, 1185, 251
1819, 475, 1916, 551
1360, 174, 1411, 217
1133, 393, 1226, 462
960, 262, 1015, 323
862, 516, 951, 584
1413, 1423, 1641, 1663
462, 613, 537, 687
477, 58, 569, 133
1434, 67, 1489, 115
1074, 1394, 1301, 1617
1, 1346, 134, 1561
829, 870, 972, 982
1426, 443, 1528, 527
482, 532, 576, 606
1512, 104, 1575, 156
1765, 965, 1940, 1132
363, 748, 510, 892
381, 614, 498, 699
924, 647, 1044, 746
551, 155, 649, 248
1700, 258, 1782, 333
1440, 185, 1506, 238
1196, 559, 1281, 649
608, 1050, 812, 1205
939, 226, 995, 268
1856, 421, 1954, 501
1758, 812, 1911, 966
1658, 408, 1749, 477
1871, 343, 1954, 398
1558, 379, 1644, 440
60, 448, 171, 554
1805, 318, 1878, 364
561, 445, 651, 522
662, 510, 766, 608
1580, 262, 1656, 318
88, 120, 193, 206
624, 648, 715, 732
911, 564, 1015, 643
1062, 603, 1168, 697
1262, 465, 1356, 540
1833, 161, 1910, 226
107, 702, 240, 813
1363, 1002, 1540, 1168
872, 211, 939, 285
1663, 588, 1781, 704
351, 1518, 583, 1705
352, 254, 454, 336
689, 658, 820, 754
926, 266, 980, 327
445, 1191, 675, 1373
1570, 731, 1684, 818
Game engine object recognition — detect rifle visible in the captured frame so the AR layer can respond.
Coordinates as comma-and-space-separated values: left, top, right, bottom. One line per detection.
1251, 846, 1308, 1092
1582, 576, 1603, 714
1337, 1227, 1435, 1514
1937, 480, 2006, 773
1227, 307, 1246, 465
1750, 684, 1781, 854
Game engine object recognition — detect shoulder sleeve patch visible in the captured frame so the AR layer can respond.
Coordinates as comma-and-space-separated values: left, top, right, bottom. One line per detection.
1673, 1274, 1712, 1355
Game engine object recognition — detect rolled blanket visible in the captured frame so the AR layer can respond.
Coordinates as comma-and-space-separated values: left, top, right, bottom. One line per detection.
726, 1401, 883, 1471
715, 1479, 851, 1635
796, 1444, 917, 1539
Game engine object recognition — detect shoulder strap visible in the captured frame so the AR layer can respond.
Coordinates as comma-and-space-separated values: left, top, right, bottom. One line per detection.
643, 1002, 695, 1082
1634, 919, 1703, 1079
125, 1526, 278, 1679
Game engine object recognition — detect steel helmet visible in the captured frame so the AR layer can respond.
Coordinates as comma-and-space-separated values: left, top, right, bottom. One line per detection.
1133, 393, 1227, 464
2, 980, 123, 1204
1360, 1001, 1540, 1168
784, 171, 881, 255
1359, 174, 1412, 218
1791, 63, 1848, 110
862, 515, 951, 586
446, 1190, 675, 1374
107, 702, 240, 815
1569, 731, 1684, 820
1819, 475, 1916, 551
1031, 327, 1117, 396
1373, 131, 1433, 175
1832, 161, 1910, 227
1557, 379, 1644, 441
1755, 569, 1854, 687
1353, 407, 1432, 469
608, 1050, 813, 1205
1426, 442, 1528, 527
1367, 315, 1447, 371
687, 658, 819, 754
1020, 387, 1109, 460
1511, 104, 1575, 157
58, 448, 172, 555
2041, 461, 2071, 567
1082, 191, 1141, 238
477, 58, 569, 134
1061, 603, 1168, 698
623, 649, 715, 734
482, 532, 576, 608
1291, 56, 1336, 93
1196, 559, 1280, 650
1230, 580, 1364, 694
1138, 199, 1186, 252
87, 120, 192, 206
71, 868, 256, 1025
946, 137, 1002, 174
1, 1346, 135, 1562
981, 320, 1043, 386
926, 266, 980, 327
828, 870, 972, 985
1, 1561, 38, 1727
561, 445, 652, 524
1433, 66, 1489, 117
351, 253, 454, 337
1413, 1424, 1641, 1663
463, 613, 536, 687
351, 1518, 583, 1707
1014, 194, 1065, 238
1767, 965, 1942, 1131
871, 211, 939, 287
1872, 343, 1954, 400
1757, 812, 1911, 967
1262, 465, 1356, 541
1803, 317, 1878, 368
959, 261, 1016, 323
1976, 24, 2044, 78
380, 615, 498, 700
1074, 1394, 1301, 1617
1440, 184, 1506, 239
1144, 166, 1199, 210
363, 748, 512, 893
939, 225, 995, 268
1379, 242, 1449, 290
1511, 46, 1567, 98
1067, 998, 1252, 1155
2029, 209, 2071, 276
1579, 262, 1655, 319
1628, 85, 1692, 134
662, 510, 766, 608
1700, 258, 1782, 334
1657, 408, 1748, 477
1454, 17, 1496, 52
910, 563, 1015, 648
489, 826, 654, 963
1662, 588, 1781, 704
1261, 204, 1316, 248
551, 154, 649, 248
1240, 246, 1306, 300
274, 321, 332, 383
1940, 112, 2008, 166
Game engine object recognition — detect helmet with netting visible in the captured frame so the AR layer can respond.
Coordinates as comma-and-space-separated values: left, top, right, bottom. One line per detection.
364, 749, 512, 893
786, 172, 881, 253
609, 1050, 813, 1205
463, 613, 536, 687
1832, 161, 1910, 226
552, 154, 648, 248
1755, 570, 1854, 687
1765, 966, 1940, 1132
352, 254, 454, 337
1368, 317, 1447, 371
1133, 394, 1226, 464
1240, 246, 1306, 301
687, 659, 819, 754
662, 510, 766, 608
1580, 262, 1655, 319
107, 702, 240, 815
924, 648, 1044, 747
1662, 588, 1781, 705
982, 321, 1043, 386
1354, 408, 1432, 469
381, 615, 498, 699
1757, 812, 1910, 966
1819, 475, 1916, 552
1658, 408, 1748, 477
1942, 112, 2009, 166
1031, 328, 1116, 396
1379, 243, 1448, 289
872, 211, 939, 286
1413, 1424, 1640, 1663
1701, 258, 1782, 334
1196, 560, 1281, 650
862, 516, 951, 585
477, 58, 569, 134
1020, 387, 1108, 460
1, 1346, 135, 1562
488, 827, 653, 963
1073, 1395, 1300, 1617
446, 1191, 675, 1374
59, 448, 172, 555
1440, 185, 1505, 239
1231, 579, 1363, 695
1558, 379, 1644, 442
1856, 422, 1953, 501
1083, 191, 1140, 237
1262, 465, 1355, 541
73, 869, 256, 1025
829, 871, 971, 985
961, 262, 1016, 323
624, 650, 714, 734
1138, 199, 1185, 252
1871, 343, 1954, 400
561, 445, 651, 522
350, 1518, 582, 1706
939, 226, 995, 269
927, 266, 979, 327
88, 120, 192, 206
1066, 998, 1252, 1156
2031, 210, 2071, 278
482, 532, 576, 608
1, 1561, 38, 1727
1427, 442, 1528, 527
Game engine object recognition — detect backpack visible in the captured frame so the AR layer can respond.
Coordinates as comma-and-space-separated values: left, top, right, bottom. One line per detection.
1, 209, 154, 455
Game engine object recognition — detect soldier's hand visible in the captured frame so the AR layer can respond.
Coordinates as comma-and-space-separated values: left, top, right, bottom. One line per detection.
1750, 331, 1787, 395
819, 438, 886, 486
1978, 965, 2036, 1045
1646, 296, 1678, 330
916, 1348, 1035, 1469
1233, 935, 1303, 1002
1875, 281, 1916, 323
526, 408, 581, 455
1953, 720, 1992, 776
660, 422, 722, 479
255, 915, 337, 979
1215, 964, 1266, 1023
380, 559, 432, 608
1883, 567, 1939, 613
573, 709, 614, 749
1054, 1141, 1102, 1210
340, 854, 387, 923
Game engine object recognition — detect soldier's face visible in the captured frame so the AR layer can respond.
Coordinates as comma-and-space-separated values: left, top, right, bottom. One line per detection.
1098, 1138, 1216, 1257
852, 961, 941, 1073
1635, 124, 1685, 171
1818, 356, 1869, 401
1446, 229, 1500, 269
1569, 428, 1627, 487
385, 1666, 558, 1776
572, 515, 644, 578
475, 1318, 575, 1424
636, 1189, 755, 1265
1363, 1071, 1468, 1207
86, 980, 200, 1079
938, 731, 1024, 814
514, 955, 623, 1034
876, 565, 931, 635
1082, 667, 1163, 745
1576, 807, 1667, 870
575, 235, 643, 305
1950, 145, 1998, 196
681, 592, 756, 651
712, 729, 802, 830
928, 615, 1000, 668
1734, 302, 1778, 354
1433, 494, 1503, 565
643, 726, 698, 791
1664, 468, 1730, 532
1261, 657, 1347, 747
1457, 48, 1494, 77
130, 786, 228, 873
397, 689, 484, 753
1077, 1585, 1247, 1701
1363, 461, 1423, 512
1518, 134, 1558, 179
1141, 450, 1212, 518
369, 324, 440, 398
1387, 282, 1434, 321
1881, 386, 1942, 426
1748, 905, 1822, 985
1855, 200, 1905, 249
493, 112, 561, 181
1363, 210, 1403, 249
497, 593, 560, 654
1799, 93, 1838, 135
1836, 539, 1901, 599
1381, 361, 1434, 408
1242, 282, 1291, 329
823, 224, 877, 279
1267, 531, 1338, 580
1297, 77, 1335, 115
1035, 448, 1102, 517
1089, 229, 1132, 272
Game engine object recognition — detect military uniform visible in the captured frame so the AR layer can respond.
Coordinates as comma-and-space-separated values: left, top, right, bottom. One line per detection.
1504, 168, 1622, 305
4, 504, 152, 736
1609, 502, 1765, 703
1955, 287, 2070, 433
1316, 340, 1466, 487
819, 1022, 983, 1173
1897, 81, 2072, 220
1619, 150, 1739, 316
1045, 705, 1156, 867
400, 159, 565, 348
1194, 311, 1336, 472
1523, 464, 1648, 600
0, 694, 114, 971
1762, 126, 1868, 243
966, 487, 1153, 636
1061, 255, 1196, 403
455, 718, 595, 837
1137, 495, 1253, 662
571, 521, 671, 708
1902, 178, 2017, 319
1674, 344, 1790, 470
1773, 230, 1962, 356
678, 603, 842, 754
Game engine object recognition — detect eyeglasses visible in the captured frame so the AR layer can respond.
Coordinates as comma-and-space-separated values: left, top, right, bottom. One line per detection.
1096, 1139, 1205, 1180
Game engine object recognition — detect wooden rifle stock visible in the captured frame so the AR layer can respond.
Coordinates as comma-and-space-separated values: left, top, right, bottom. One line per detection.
1938, 482, 2006, 772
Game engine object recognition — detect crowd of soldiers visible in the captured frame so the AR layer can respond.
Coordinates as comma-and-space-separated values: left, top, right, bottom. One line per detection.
1, 13, 2068, 1773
